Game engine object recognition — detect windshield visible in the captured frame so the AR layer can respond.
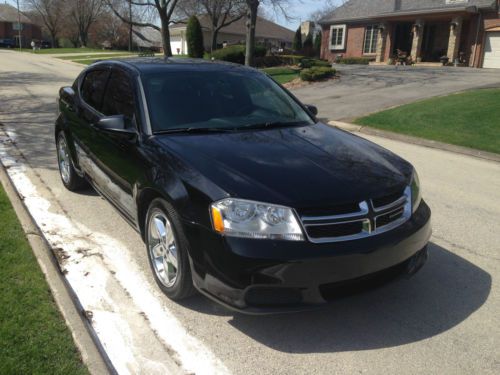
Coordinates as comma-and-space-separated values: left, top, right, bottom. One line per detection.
142, 69, 315, 133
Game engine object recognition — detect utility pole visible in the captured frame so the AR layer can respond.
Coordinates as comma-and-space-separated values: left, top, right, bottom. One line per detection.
16, 0, 22, 51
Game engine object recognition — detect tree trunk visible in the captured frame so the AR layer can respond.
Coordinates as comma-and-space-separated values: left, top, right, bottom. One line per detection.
50, 31, 58, 48
211, 27, 218, 51
245, 1, 259, 66
128, 0, 133, 51
161, 17, 173, 56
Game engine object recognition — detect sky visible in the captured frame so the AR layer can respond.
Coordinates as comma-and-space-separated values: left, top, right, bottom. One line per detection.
263, 0, 340, 30
5, 0, 338, 31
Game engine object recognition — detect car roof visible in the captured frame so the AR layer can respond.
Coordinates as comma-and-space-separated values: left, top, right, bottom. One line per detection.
91, 57, 258, 75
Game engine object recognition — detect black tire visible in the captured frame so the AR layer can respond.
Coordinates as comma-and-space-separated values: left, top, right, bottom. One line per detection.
56, 131, 87, 191
145, 198, 195, 300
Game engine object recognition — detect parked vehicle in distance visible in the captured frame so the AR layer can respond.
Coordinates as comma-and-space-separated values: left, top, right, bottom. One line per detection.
0, 38, 15, 48
55, 58, 431, 313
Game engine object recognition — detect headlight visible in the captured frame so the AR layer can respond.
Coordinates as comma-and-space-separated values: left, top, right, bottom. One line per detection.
410, 170, 422, 213
210, 198, 304, 241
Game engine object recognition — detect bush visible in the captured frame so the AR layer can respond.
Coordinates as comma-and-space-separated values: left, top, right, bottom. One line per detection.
186, 16, 204, 58
277, 54, 305, 65
300, 66, 336, 82
300, 58, 331, 68
293, 28, 302, 51
338, 57, 372, 65
210, 44, 266, 64
254, 55, 284, 68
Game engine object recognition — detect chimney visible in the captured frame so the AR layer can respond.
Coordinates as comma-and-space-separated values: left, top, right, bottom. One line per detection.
394, 0, 402, 11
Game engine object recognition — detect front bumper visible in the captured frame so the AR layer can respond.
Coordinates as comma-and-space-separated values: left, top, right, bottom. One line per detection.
186, 201, 431, 314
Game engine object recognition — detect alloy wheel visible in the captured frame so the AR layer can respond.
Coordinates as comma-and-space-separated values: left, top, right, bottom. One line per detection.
148, 211, 179, 288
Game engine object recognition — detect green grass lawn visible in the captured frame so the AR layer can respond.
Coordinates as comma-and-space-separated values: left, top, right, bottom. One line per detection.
355, 88, 500, 154
262, 67, 300, 84
57, 53, 137, 60
17, 47, 122, 54
0, 184, 88, 374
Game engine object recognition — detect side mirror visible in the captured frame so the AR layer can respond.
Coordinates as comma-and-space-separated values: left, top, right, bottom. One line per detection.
60, 86, 76, 110
305, 104, 318, 116
96, 115, 135, 134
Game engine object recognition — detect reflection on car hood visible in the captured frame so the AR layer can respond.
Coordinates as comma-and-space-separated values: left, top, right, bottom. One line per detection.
156, 123, 412, 209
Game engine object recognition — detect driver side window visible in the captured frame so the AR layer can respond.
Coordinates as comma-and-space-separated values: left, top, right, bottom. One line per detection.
101, 69, 136, 124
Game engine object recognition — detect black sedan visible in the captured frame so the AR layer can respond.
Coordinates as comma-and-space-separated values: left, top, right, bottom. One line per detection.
55, 58, 431, 313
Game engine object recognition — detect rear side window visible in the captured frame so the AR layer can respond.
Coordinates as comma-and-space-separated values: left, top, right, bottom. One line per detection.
101, 69, 136, 120
81, 70, 109, 111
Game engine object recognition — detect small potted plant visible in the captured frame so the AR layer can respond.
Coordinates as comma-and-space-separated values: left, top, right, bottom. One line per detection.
440, 55, 450, 66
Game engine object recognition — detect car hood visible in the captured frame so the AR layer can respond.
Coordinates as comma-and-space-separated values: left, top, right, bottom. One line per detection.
156, 123, 412, 210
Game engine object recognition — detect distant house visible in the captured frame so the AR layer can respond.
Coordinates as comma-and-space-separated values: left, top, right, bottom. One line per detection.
0, 3, 42, 48
134, 15, 294, 54
319, 0, 500, 68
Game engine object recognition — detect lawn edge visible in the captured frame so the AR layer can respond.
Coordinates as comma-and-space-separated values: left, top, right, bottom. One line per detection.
0, 163, 113, 375
328, 120, 500, 163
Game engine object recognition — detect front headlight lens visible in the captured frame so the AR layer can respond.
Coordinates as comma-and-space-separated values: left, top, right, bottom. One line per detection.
411, 170, 422, 213
211, 198, 304, 241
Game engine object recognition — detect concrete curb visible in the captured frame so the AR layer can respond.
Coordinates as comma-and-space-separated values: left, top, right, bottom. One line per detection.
328, 120, 500, 163
0, 163, 114, 375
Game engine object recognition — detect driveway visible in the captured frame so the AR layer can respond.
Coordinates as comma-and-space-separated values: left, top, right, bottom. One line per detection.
1, 50, 499, 374
293, 64, 500, 121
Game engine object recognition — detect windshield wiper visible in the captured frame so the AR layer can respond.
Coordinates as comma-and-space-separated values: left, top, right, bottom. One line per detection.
154, 127, 235, 135
240, 121, 304, 130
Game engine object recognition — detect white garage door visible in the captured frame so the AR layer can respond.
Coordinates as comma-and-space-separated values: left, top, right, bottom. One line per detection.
483, 32, 500, 69
170, 36, 186, 55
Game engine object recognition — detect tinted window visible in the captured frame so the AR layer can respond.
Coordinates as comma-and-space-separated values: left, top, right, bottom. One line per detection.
102, 69, 136, 120
142, 70, 314, 132
81, 70, 109, 111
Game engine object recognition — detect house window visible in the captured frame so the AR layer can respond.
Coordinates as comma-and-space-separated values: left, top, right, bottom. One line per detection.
363, 25, 379, 54
330, 24, 346, 50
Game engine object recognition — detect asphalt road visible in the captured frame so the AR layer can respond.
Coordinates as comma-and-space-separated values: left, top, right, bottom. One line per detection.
293, 64, 500, 121
1, 50, 499, 374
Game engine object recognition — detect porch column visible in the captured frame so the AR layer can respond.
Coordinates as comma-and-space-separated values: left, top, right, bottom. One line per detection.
447, 16, 463, 62
410, 19, 424, 62
375, 23, 387, 63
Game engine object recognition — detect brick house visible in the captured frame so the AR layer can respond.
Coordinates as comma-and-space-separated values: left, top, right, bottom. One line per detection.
319, 0, 500, 68
0, 3, 42, 48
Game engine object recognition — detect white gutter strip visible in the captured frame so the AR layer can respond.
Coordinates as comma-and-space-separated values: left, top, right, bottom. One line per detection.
0, 129, 229, 375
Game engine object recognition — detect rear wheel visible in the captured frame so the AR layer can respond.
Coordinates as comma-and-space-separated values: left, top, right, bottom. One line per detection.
56, 131, 87, 191
145, 198, 195, 300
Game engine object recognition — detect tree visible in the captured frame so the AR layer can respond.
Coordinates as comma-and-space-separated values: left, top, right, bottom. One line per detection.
23, 0, 64, 47
178, 0, 246, 52
186, 15, 204, 57
107, 0, 181, 56
314, 31, 322, 57
292, 27, 302, 51
244, 0, 291, 66
68, 0, 104, 47
303, 32, 313, 56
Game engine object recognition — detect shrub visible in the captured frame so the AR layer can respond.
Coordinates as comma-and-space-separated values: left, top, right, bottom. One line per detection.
300, 66, 336, 82
210, 44, 266, 64
338, 57, 372, 65
186, 16, 204, 58
300, 58, 331, 68
293, 28, 302, 51
254, 55, 284, 68
314, 32, 322, 57
279, 54, 305, 65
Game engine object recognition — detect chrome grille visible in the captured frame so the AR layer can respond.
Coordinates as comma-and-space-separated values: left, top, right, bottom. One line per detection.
300, 187, 411, 243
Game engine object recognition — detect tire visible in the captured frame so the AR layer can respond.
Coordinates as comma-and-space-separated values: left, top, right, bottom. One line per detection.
56, 131, 87, 191
145, 198, 195, 300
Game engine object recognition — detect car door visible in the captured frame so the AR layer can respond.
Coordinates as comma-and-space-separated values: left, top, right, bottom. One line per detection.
70, 68, 110, 187
88, 67, 144, 222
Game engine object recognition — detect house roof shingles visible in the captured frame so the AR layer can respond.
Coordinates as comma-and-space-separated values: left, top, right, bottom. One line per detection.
171, 15, 294, 42
320, 0, 497, 24
0, 4, 31, 23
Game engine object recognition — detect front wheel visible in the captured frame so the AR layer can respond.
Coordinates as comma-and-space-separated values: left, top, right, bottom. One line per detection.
145, 198, 195, 300
56, 131, 87, 191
